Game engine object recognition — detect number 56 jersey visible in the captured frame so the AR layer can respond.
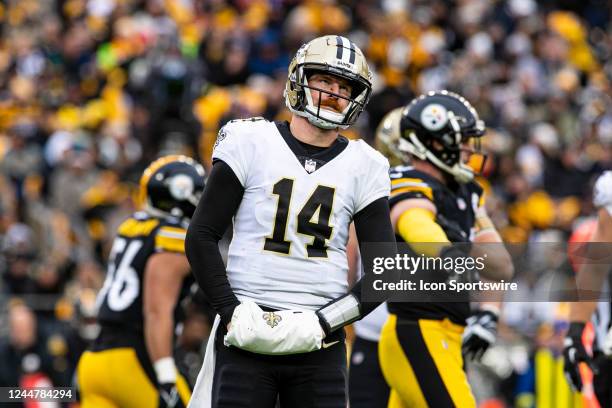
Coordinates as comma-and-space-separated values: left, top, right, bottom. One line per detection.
96, 212, 193, 331
213, 119, 389, 311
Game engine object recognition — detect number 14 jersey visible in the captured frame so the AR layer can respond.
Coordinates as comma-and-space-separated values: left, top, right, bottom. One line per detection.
213, 119, 389, 311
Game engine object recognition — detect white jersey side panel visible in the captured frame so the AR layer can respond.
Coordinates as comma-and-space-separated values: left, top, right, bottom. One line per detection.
354, 302, 389, 342
212, 119, 390, 310
592, 171, 612, 349
594, 170, 612, 215
352, 252, 389, 342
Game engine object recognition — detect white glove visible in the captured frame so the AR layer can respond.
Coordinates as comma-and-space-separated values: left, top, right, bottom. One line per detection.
224, 300, 324, 355
603, 325, 612, 357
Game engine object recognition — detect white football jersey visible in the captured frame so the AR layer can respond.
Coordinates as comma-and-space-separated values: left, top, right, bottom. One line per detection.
213, 118, 390, 311
592, 171, 612, 350
352, 251, 388, 341
594, 170, 612, 215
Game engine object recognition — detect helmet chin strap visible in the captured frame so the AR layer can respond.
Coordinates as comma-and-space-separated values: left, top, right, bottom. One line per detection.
398, 132, 474, 183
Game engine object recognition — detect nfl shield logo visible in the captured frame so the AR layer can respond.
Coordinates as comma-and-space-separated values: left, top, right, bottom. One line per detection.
304, 159, 317, 173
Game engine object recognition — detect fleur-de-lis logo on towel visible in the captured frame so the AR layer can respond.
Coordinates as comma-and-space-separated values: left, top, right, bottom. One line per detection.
262, 312, 282, 328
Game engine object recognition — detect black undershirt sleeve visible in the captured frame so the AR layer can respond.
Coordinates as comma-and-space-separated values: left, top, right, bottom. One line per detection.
185, 160, 243, 326
350, 197, 397, 315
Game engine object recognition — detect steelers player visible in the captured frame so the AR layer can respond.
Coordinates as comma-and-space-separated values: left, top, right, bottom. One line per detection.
378, 91, 514, 408
564, 171, 612, 407
349, 107, 402, 408
186, 35, 397, 408
77, 155, 206, 408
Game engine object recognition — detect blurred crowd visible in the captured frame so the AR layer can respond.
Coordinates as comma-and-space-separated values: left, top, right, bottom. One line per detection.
0, 0, 610, 406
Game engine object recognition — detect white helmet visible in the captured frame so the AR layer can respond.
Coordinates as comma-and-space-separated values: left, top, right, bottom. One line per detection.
284, 35, 373, 130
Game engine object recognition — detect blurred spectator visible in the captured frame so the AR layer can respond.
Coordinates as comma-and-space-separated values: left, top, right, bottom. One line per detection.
1, 224, 38, 295
0, 302, 67, 388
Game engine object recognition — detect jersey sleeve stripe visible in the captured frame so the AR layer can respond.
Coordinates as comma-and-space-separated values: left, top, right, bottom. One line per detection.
157, 226, 187, 240
155, 235, 186, 253
390, 185, 433, 201
391, 177, 426, 186
391, 181, 431, 190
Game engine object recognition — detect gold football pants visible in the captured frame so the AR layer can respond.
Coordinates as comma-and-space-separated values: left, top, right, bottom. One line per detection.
77, 348, 191, 407
379, 314, 476, 408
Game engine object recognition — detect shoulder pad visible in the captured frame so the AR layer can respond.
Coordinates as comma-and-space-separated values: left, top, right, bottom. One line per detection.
216, 118, 271, 143
389, 165, 416, 179
389, 169, 434, 202
117, 216, 159, 238
220, 117, 270, 132
353, 139, 389, 167
228, 116, 267, 124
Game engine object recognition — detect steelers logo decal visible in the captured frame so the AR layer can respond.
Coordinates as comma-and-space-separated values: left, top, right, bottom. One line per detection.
168, 174, 194, 200
420, 103, 448, 131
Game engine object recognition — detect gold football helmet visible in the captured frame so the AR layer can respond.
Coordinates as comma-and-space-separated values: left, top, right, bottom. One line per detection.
375, 107, 406, 167
284, 35, 372, 130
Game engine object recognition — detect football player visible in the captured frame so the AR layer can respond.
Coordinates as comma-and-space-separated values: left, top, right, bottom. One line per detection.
348, 108, 402, 408
564, 171, 612, 407
77, 155, 205, 408
185, 35, 397, 407
378, 91, 514, 408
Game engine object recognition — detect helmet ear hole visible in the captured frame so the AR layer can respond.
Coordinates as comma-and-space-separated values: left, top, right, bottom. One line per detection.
139, 155, 206, 221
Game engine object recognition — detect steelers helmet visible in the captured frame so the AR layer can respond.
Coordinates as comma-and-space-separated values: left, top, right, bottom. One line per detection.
284, 35, 373, 130
398, 90, 486, 183
139, 155, 206, 221
375, 107, 406, 167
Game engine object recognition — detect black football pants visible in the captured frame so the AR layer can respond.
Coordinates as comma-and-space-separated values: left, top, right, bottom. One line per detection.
210, 326, 347, 408
348, 336, 390, 408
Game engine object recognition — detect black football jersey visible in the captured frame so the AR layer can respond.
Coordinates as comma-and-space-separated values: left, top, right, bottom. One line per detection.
387, 166, 484, 325
96, 211, 193, 333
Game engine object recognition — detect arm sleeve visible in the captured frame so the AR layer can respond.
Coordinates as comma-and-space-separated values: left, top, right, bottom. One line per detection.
185, 160, 243, 325
317, 197, 397, 334
351, 196, 397, 315
396, 207, 449, 257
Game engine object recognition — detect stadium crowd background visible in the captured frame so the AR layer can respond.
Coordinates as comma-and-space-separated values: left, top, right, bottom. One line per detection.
0, 0, 610, 406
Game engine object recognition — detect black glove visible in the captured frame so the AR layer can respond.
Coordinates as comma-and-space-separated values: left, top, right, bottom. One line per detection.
462, 309, 498, 361
158, 383, 185, 408
563, 322, 597, 392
